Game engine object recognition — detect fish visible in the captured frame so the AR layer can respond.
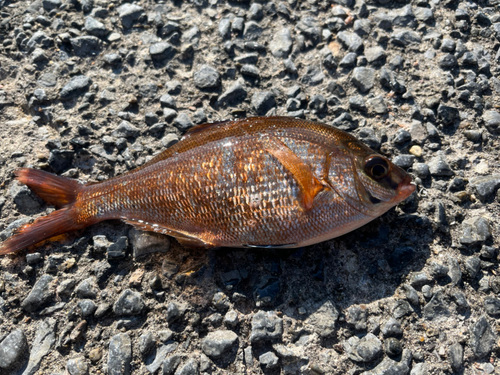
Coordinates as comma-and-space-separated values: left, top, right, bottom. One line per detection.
0, 116, 415, 255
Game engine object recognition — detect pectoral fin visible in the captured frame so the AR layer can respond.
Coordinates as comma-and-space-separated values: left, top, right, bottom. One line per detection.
264, 136, 324, 210
123, 219, 214, 249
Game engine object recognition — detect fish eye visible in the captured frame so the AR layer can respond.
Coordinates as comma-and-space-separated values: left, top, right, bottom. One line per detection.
365, 156, 389, 180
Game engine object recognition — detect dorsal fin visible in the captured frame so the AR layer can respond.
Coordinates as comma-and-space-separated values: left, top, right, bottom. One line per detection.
182, 119, 233, 138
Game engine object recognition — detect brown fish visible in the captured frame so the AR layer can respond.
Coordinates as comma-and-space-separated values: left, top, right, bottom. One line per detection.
0, 116, 415, 255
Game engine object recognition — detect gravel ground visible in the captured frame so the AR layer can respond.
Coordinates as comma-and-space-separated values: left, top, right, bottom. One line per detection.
0, 0, 499, 374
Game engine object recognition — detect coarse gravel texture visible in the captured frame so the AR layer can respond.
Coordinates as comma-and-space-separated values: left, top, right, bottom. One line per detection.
0, 0, 499, 374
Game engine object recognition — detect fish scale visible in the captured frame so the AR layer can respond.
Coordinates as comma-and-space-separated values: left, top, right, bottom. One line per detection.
0, 116, 415, 255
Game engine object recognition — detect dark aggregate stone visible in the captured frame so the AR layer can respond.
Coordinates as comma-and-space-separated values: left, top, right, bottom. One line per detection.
0, 329, 28, 369
465, 257, 481, 279
391, 30, 421, 46
145, 343, 178, 374
412, 163, 430, 179
470, 316, 496, 358
484, 297, 500, 317
423, 290, 449, 320
305, 301, 339, 338
482, 110, 500, 134
174, 113, 194, 131
118, 3, 144, 29
366, 96, 387, 114
392, 155, 415, 169
218, 18, 231, 39
48, 150, 75, 173
70, 36, 101, 57
351, 67, 375, 93
469, 175, 500, 201
218, 83, 248, 105
160, 94, 176, 109
384, 337, 402, 357
75, 277, 97, 299
21, 274, 54, 312
449, 343, 464, 372
138, 332, 155, 357
78, 299, 97, 317
259, 351, 279, 369
252, 91, 276, 115
84, 16, 108, 38
269, 28, 292, 58
301, 65, 325, 86
459, 217, 491, 245
240, 64, 260, 78
108, 333, 132, 375
437, 104, 460, 125
10, 183, 41, 213
193, 65, 220, 89
201, 330, 238, 358
356, 334, 382, 362
250, 311, 283, 343
113, 289, 144, 316
243, 21, 262, 40
364, 46, 386, 65
111, 122, 139, 139
337, 31, 363, 52
66, 357, 88, 375
448, 258, 462, 286
430, 262, 449, 279
360, 349, 411, 375
439, 53, 458, 69
163, 355, 181, 375
346, 305, 367, 330
149, 42, 176, 62
26, 31, 53, 51
428, 152, 453, 177
60, 75, 91, 99
339, 52, 357, 68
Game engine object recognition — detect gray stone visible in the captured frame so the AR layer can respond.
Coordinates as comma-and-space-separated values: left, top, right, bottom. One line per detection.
356, 333, 382, 362
138, 332, 155, 357
449, 343, 463, 372
346, 305, 367, 330
84, 16, 108, 38
300, 65, 325, 85
243, 21, 262, 40
108, 333, 132, 375
166, 302, 184, 322
470, 316, 496, 358
234, 53, 259, 64
393, 155, 415, 169
382, 317, 402, 337
21, 275, 54, 312
111, 121, 139, 138
465, 257, 481, 279
367, 96, 387, 114
352, 67, 375, 93
75, 277, 97, 299
337, 31, 363, 52
269, 28, 293, 58
60, 75, 91, 99
459, 216, 491, 245
78, 299, 97, 317
410, 363, 428, 375
484, 297, 500, 317
201, 330, 238, 358
66, 357, 89, 375
175, 358, 198, 375
70, 36, 101, 57
0, 329, 28, 369
305, 300, 339, 338
423, 290, 449, 320
118, 3, 144, 28
339, 52, 357, 68
252, 91, 276, 115
174, 113, 194, 131
469, 175, 500, 201
391, 29, 421, 46
149, 42, 176, 61
412, 163, 429, 179
483, 110, 500, 134
250, 311, 283, 343
428, 152, 453, 176
361, 349, 411, 375
160, 94, 176, 109
26, 31, 53, 51
384, 337, 402, 357
259, 351, 279, 369
218, 18, 231, 39
437, 104, 460, 125
145, 343, 178, 373
240, 64, 260, 78
218, 82, 247, 106
42, 0, 61, 11
113, 289, 144, 316
23, 319, 56, 375
439, 54, 458, 69
130, 228, 170, 258
10, 183, 41, 214
193, 65, 220, 89
163, 354, 181, 375
414, 7, 433, 23
365, 46, 386, 65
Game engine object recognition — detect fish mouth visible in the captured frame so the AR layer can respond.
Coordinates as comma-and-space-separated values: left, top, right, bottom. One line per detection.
396, 174, 416, 200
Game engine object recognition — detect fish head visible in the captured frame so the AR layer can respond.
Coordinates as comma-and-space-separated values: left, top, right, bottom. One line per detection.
327, 136, 416, 217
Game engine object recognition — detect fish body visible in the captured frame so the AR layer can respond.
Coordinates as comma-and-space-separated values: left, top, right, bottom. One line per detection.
0, 116, 415, 254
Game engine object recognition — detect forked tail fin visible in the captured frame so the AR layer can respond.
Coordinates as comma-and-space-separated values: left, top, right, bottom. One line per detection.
0, 168, 86, 255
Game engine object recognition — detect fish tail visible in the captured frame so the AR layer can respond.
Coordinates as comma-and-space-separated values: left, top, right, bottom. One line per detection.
0, 168, 88, 255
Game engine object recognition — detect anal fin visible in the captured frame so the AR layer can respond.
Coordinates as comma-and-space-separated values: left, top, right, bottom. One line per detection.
263, 136, 325, 210
123, 219, 214, 249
